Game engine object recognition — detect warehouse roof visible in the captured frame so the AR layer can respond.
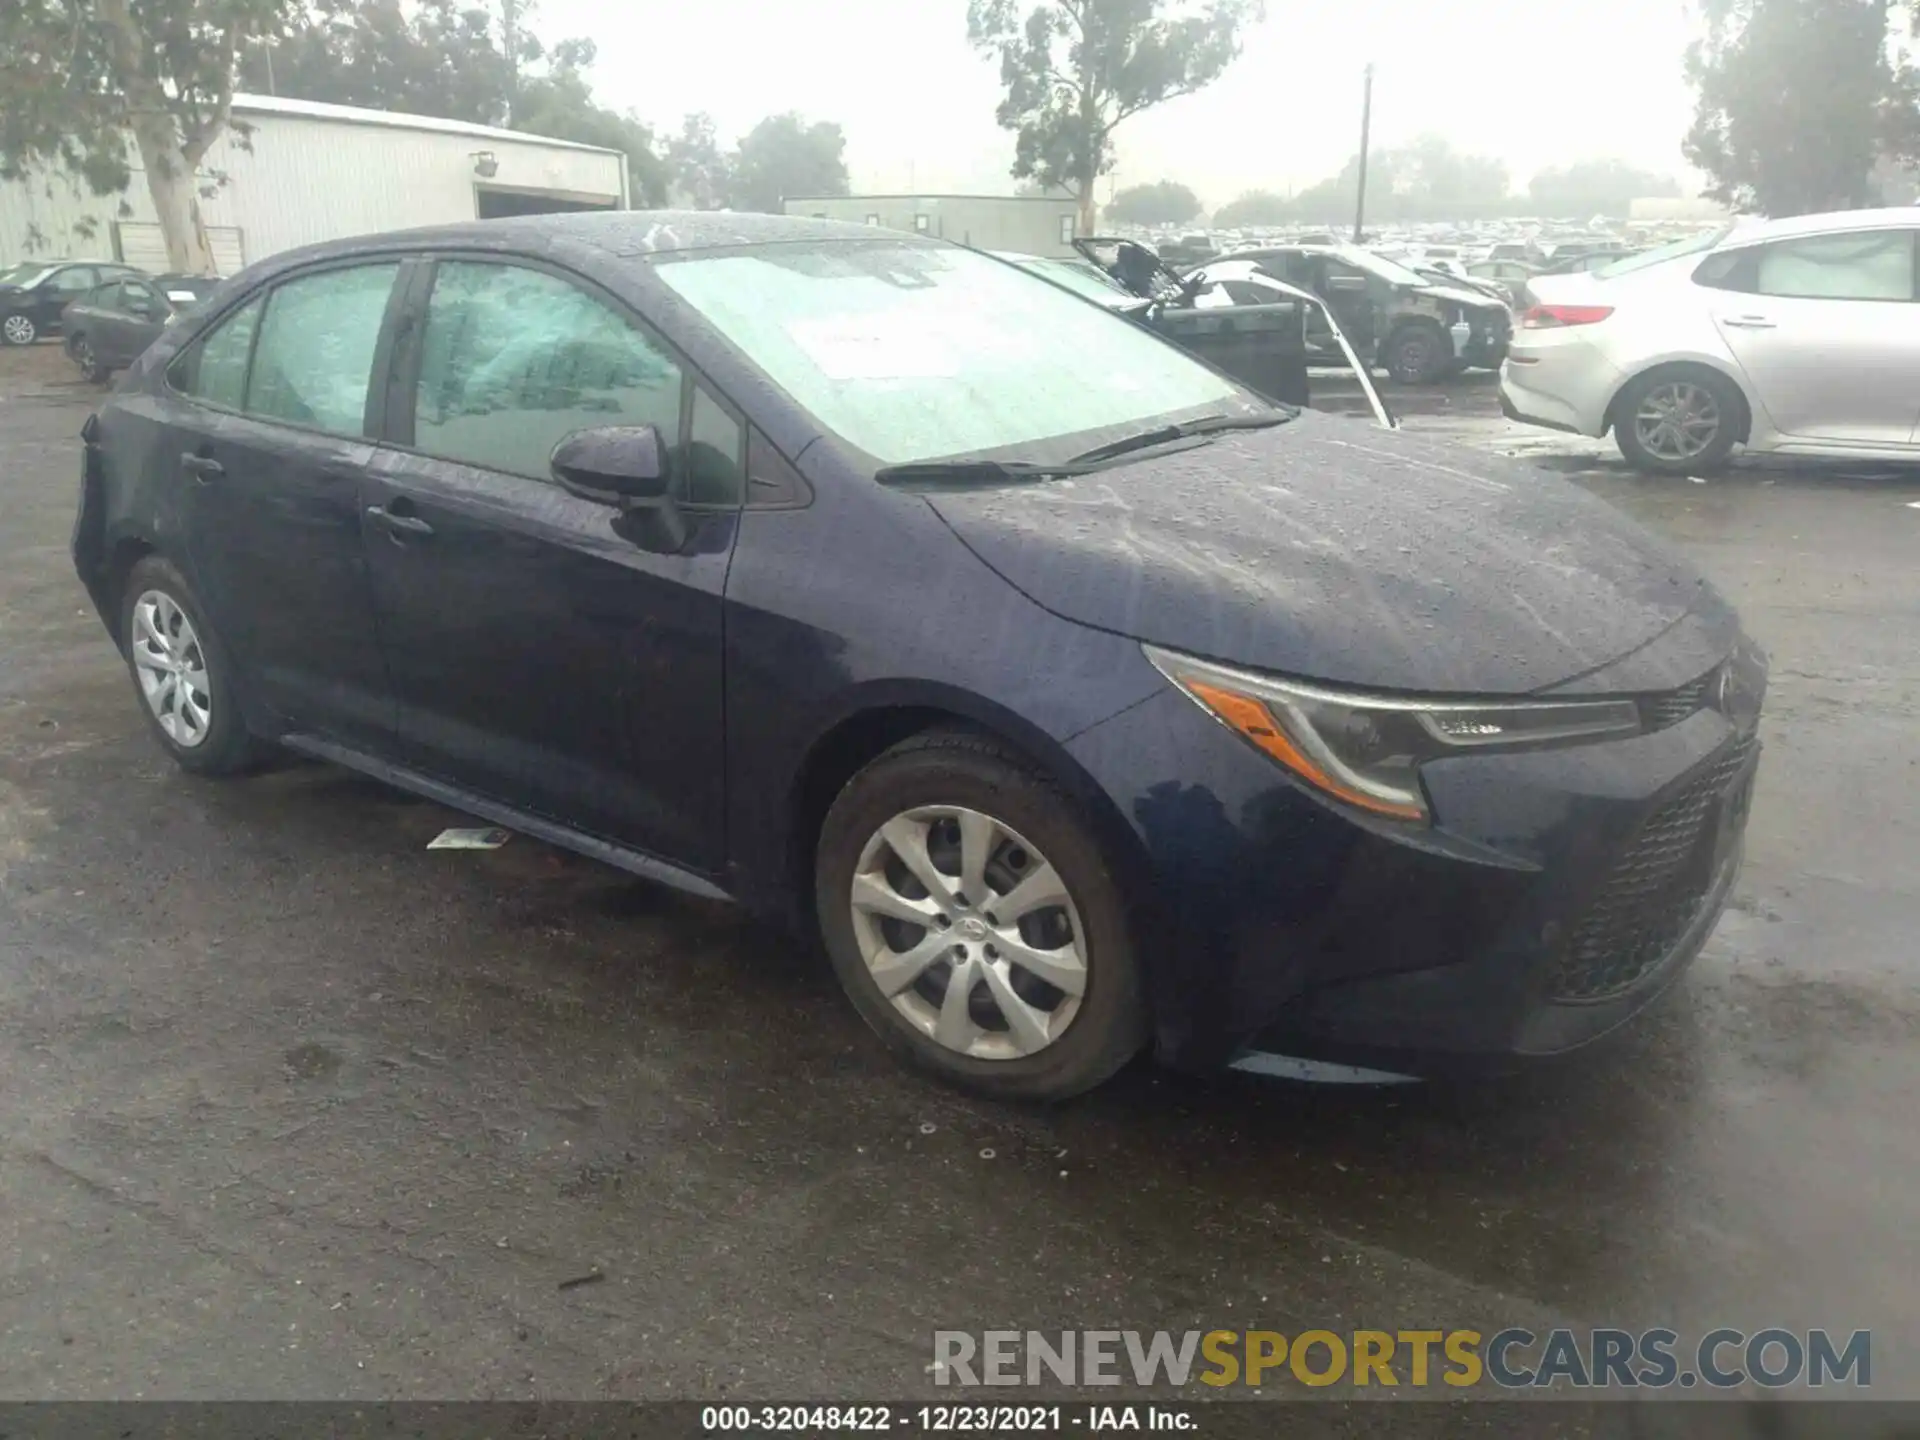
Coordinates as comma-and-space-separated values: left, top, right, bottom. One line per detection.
230, 94, 622, 157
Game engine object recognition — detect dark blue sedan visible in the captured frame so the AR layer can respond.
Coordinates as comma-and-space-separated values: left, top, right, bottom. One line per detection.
73, 213, 1765, 1099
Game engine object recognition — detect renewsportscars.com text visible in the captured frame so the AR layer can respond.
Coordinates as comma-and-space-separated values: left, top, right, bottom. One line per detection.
930, 1327, 1871, 1390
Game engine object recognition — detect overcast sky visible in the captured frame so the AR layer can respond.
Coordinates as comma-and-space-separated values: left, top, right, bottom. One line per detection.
532, 0, 1702, 205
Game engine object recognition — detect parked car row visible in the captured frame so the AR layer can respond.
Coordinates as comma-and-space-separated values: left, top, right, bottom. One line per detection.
2, 259, 147, 347
74, 210, 1765, 1102
1, 257, 224, 384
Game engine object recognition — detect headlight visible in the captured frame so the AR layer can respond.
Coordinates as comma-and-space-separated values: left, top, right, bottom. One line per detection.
1144, 644, 1643, 823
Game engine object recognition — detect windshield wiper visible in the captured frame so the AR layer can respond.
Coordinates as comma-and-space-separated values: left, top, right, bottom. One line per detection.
1067, 411, 1293, 466
875, 411, 1294, 488
873, 458, 1099, 488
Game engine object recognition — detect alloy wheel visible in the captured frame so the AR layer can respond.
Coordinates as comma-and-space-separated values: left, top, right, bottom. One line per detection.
848, 805, 1088, 1061
1633, 381, 1721, 462
130, 590, 213, 748
2, 314, 35, 346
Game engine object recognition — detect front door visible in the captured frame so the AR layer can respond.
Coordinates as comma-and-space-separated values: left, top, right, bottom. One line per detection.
1707, 228, 1920, 447
164, 262, 405, 746
37, 265, 100, 333
361, 257, 739, 872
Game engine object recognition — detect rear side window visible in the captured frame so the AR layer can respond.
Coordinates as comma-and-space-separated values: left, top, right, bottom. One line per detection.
411, 260, 684, 481
1755, 230, 1915, 301
169, 297, 263, 410
46, 267, 97, 297
245, 264, 400, 436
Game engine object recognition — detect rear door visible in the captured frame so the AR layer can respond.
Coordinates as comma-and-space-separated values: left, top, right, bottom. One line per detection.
361, 256, 738, 870
165, 261, 406, 745
1698, 227, 1920, 447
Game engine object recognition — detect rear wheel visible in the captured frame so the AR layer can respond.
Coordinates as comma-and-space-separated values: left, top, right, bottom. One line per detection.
815, 730, 1146, 1101
1614, 367, 1742, 475
1385, 322, 1449, 384
118, 556, 265, 776
2, 313, 36, 346
69, 334, 107, 383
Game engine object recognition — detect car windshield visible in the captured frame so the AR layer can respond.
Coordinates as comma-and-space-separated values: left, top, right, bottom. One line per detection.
1595, 225, 1734, 278
656, 241, 1254, 466
1328, 246, 1428, 286
1011, 256, 1132, 304
4, 265, 60, 289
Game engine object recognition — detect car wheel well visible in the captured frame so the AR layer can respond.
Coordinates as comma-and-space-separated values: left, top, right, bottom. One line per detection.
1605, 362, 1752, 443
788, 707, 973, 911
102, 539, 157, 643
786, 704, 1142, 931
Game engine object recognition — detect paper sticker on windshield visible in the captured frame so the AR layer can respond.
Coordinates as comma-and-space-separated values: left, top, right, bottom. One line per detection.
787, 315, 960, 380
166, 290, 199, 303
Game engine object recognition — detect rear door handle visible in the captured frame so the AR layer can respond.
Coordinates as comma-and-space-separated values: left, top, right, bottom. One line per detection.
365, 504, 435, 539
1722, 315, 1777, 329
180, 453, 223, 482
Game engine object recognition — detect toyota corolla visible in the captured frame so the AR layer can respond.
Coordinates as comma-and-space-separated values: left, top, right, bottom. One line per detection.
73, 213, 1765, 1100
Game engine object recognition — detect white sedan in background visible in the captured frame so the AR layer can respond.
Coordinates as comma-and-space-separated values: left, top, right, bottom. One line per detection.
1500, 208, 1920, 475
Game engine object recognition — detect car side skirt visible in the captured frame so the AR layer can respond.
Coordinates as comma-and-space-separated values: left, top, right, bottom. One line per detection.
280, 734, 735, 903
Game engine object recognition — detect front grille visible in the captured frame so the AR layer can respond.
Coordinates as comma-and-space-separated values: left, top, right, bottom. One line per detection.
1640, 668, 1718, 731
1549, 737, 1755, 1002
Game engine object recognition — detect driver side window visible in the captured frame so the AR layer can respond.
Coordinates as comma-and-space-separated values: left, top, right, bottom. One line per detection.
412, 260, 689, 487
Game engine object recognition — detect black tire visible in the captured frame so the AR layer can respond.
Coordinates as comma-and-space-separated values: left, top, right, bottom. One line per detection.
814, 729, 1147, 1101
1, 312, 36, 347
118, 556, 266, 776
1385, 322, 1449, 384
69, 334, 108, 384
1612, 366, 1742, 476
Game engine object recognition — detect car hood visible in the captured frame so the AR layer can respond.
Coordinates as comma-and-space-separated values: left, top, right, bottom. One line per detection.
923, 411, 1730, 695
1415, 279, 1507, 311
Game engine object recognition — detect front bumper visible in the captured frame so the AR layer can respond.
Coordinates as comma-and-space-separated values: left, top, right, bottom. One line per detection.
1065, 656, 1764, 1075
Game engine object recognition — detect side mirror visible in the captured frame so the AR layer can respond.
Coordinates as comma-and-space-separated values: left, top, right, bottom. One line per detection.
551, 424, 689, 551
550, 425, 669, 508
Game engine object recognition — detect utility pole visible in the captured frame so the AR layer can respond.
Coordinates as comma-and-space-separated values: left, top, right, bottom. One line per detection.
501, 0, 519, 124
1353, 63, 1373, 243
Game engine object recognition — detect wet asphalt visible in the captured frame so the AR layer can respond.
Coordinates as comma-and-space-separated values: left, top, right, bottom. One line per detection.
1, 348, 1916, 1413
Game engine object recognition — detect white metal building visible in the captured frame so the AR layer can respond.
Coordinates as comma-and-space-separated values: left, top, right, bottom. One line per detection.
785, 194, 1084, 257
0, 94, 628, 274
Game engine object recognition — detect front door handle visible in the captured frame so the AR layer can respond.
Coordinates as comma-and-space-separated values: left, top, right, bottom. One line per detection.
180, 452, 223, 482
1721, 315, 1777, 329
365, 504, 435, 539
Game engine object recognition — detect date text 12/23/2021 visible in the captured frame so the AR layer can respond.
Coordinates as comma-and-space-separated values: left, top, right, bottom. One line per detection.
701, 1406, 1192, 1432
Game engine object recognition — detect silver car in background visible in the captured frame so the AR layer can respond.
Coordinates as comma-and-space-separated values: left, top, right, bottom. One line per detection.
1500, 209, 1920, 475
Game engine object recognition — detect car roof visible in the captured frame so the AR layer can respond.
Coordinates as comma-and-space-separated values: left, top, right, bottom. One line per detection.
293, 210, 894, 263
1726, 207, 1920, 243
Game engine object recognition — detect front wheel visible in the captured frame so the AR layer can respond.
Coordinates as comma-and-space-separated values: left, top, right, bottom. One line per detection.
1384, 323, 1449, 384
815, 730, 1147, 1100
2, 312, 37, 346
1614, 368, 1742, 475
